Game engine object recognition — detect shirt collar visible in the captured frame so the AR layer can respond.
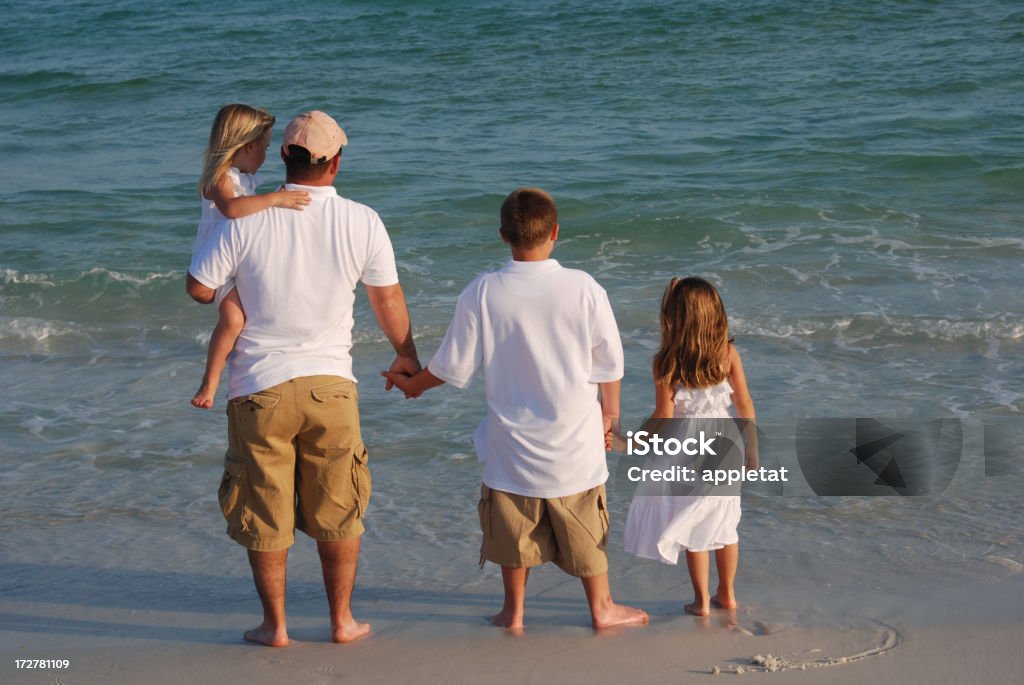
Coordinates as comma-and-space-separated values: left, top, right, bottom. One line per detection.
283, 183, 338, 197
501, 258, 561, 273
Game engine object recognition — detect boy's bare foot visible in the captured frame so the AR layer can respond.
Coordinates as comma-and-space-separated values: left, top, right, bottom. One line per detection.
244, 624, 290, 647
331, 618, 371, 644
489, 607, 524, 630
191, 383, 216, 409
711, 593, 737, 609
685, 601, 711, 617
591, 603, 649, 630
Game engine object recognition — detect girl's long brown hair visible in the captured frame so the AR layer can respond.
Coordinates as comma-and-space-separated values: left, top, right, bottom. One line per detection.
653, 276, 730, 389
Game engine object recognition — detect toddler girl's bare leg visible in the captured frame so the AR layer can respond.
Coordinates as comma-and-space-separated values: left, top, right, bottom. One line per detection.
712, 543, 739, 609
491, 566, 528, 630
684, 550, 711, 616
580, 573, 649, 629
192, 288, 245, 408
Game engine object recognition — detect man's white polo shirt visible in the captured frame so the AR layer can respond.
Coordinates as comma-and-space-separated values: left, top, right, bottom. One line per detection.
189, 184, 399, 399
428, 259, 624, 498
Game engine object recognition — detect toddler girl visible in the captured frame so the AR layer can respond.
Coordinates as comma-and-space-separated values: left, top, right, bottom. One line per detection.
190, 104, 309, 408
624, 276, 757, 615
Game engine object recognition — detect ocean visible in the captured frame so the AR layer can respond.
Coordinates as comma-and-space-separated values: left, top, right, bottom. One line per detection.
1, 0, 1022, 625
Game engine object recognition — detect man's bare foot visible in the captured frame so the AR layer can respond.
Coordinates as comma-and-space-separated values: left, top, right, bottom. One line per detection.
592, 603, 649, 630
685, 601, 711, 617
712, 593, 737, 609
191, 382, 215, 409
331, 618, 371, 644
244, 624, 289, 647
489, 606, 524, 630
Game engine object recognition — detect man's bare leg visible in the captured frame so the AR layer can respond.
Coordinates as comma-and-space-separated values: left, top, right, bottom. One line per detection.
580, 573, 649, 629
491, 566, 529, 629
317, 538, 371, 643
712, 543, 739, 609
245, 548, 290, 647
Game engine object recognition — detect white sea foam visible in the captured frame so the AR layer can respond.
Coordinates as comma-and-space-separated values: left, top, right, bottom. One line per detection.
1, 268, 55, 286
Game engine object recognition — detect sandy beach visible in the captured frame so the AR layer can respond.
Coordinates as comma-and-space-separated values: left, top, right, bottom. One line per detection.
4, 542, 1022, 684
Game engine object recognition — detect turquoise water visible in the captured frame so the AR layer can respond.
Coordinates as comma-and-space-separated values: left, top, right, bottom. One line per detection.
1, 1, 1022, 602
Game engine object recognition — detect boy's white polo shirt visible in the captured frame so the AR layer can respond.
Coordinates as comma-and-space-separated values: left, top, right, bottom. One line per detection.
189, 184, 398, 399
428, 259, 624, 498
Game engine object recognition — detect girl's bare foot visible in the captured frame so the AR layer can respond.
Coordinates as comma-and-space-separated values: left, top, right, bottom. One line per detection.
685, 601, 711, 617
331, 617, 371, 644
592, 603, 649, 629
489, 607, 524, 630
244, 623, 290, 647
711, 593, 737, 609
191, 382, 216, 409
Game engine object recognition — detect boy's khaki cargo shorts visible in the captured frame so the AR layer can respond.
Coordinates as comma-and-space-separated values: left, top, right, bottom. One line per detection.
477, 483, 610, 577
218, 375, 371, 551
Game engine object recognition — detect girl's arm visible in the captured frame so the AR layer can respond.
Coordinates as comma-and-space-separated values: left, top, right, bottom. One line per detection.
638, 377, 676, 437
207, 174, 310, 219
727, 343, 758, 469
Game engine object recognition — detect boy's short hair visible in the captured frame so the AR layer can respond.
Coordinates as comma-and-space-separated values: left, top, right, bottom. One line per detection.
500, 188, 558, 248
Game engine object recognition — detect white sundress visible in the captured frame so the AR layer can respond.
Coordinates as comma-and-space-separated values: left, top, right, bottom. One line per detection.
192, 167, 261, 305
623, 379, 741, 563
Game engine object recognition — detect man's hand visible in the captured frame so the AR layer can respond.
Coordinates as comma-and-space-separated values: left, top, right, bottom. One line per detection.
384, 355, 421, 393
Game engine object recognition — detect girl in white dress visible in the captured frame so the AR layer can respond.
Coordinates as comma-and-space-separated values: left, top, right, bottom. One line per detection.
190, 104, 309, 408
624, 276, 757, 616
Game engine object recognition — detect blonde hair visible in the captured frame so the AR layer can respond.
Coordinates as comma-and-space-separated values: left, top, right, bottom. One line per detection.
653, 276, 730, 389
198, 104, 275, 196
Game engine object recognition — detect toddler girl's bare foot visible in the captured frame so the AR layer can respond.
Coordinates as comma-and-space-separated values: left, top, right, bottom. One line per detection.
489, 607, 524, 631
331, 618, 371, 644
243, 624, 289, 648
191, 382, 216, 409
591, 603, 649, 630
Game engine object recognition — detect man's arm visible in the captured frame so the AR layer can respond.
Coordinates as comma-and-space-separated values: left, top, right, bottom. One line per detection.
365, 283, 420, 386
186, 273, 216, 304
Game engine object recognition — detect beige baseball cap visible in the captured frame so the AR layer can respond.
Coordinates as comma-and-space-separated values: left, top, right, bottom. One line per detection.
281, 110, 348, 163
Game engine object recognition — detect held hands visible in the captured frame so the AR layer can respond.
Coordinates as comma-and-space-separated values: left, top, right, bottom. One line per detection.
271, 189, 312, 210
382, 355, 422, 398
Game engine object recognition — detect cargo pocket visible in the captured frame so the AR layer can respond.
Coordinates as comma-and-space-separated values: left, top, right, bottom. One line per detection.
597, 490, 610, 544
352, 444, 371, 518
477, 484, 492, 568
218, 455, 248, 533
567, 487, 609, 547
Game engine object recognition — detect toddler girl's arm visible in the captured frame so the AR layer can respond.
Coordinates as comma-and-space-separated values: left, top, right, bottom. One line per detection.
727, 344, 758, 469
207, 174, 310, 218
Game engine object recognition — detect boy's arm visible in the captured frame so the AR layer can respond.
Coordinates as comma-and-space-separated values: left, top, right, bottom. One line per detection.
727, 344, 758, 470
599, 380, 620, 451
208, 175, 310, 218
365, 283, 421, 387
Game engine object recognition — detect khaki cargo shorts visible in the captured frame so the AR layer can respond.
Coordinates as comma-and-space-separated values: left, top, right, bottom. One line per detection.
218, 375, 371, 551
477, 484, 610, 578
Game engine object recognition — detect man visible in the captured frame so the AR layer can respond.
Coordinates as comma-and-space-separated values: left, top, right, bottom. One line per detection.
187, 110, 419, 647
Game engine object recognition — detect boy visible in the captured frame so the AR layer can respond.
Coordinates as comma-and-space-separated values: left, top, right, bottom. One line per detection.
383, 188, 648, 630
